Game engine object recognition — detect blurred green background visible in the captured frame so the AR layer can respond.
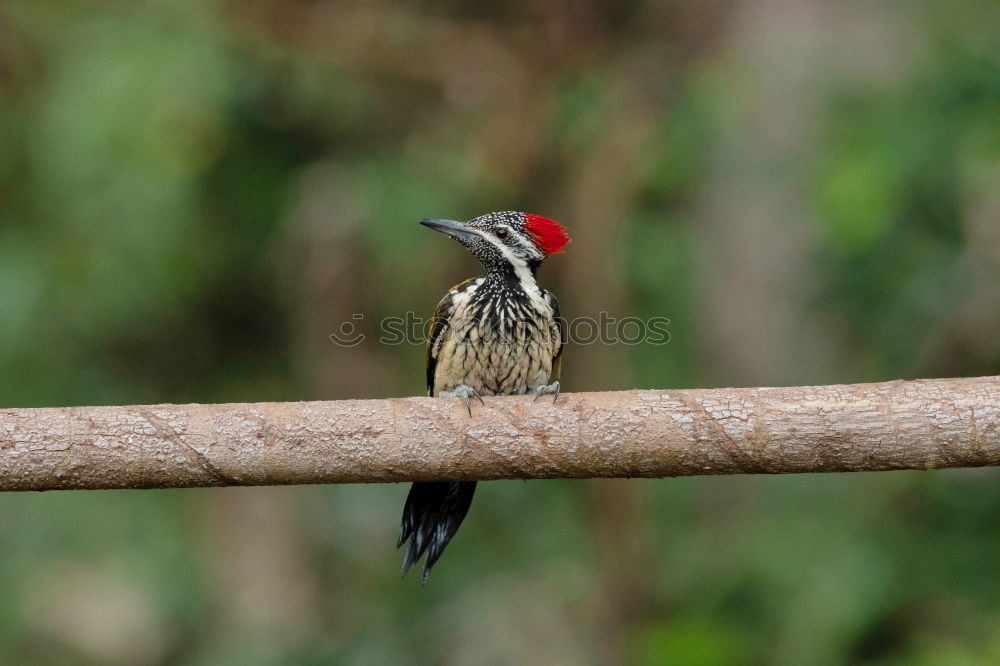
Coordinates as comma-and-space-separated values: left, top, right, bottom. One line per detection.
1, 1, 999, 664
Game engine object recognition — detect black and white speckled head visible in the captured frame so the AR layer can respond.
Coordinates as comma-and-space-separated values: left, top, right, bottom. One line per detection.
420, 211, 570, 278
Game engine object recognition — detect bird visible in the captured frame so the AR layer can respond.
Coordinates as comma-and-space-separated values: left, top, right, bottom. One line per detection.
397, 211, 570, 582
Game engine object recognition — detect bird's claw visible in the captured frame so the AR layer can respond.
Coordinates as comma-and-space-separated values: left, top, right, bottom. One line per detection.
438, 384, 484, 416
533, 381, 561, 404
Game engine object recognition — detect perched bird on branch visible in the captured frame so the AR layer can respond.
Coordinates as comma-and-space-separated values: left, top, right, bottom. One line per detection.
397, 211, 570, 581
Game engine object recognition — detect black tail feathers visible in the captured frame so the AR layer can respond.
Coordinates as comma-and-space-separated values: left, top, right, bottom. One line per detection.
397, 481, 476, 582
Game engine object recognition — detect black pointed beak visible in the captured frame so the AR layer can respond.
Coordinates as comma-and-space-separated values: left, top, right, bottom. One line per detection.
420, 218, 480, 242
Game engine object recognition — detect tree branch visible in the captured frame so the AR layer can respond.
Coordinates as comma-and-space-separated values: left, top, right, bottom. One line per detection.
1, 376, 997, 491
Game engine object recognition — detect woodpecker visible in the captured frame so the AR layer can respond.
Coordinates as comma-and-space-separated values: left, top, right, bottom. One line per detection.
397, 211, 571, 581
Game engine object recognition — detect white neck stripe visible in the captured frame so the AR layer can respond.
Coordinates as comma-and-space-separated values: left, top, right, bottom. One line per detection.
482, 235, 544, 304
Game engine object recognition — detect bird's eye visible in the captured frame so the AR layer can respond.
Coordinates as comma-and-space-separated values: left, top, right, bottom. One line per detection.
496, 228, 509, 240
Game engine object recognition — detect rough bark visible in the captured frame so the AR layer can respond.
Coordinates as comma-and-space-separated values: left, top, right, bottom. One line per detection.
0, 376, 997, 492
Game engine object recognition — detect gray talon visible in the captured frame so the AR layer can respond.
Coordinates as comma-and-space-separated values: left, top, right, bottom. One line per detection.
533, 380, 560, 403
438, 384, 483, 416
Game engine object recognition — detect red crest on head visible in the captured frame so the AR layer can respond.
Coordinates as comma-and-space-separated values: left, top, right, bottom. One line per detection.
524, 214, 571, 255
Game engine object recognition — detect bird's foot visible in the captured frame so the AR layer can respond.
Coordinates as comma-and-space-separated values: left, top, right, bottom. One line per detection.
533, 380, 561, 404
438, 384, 485, 416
